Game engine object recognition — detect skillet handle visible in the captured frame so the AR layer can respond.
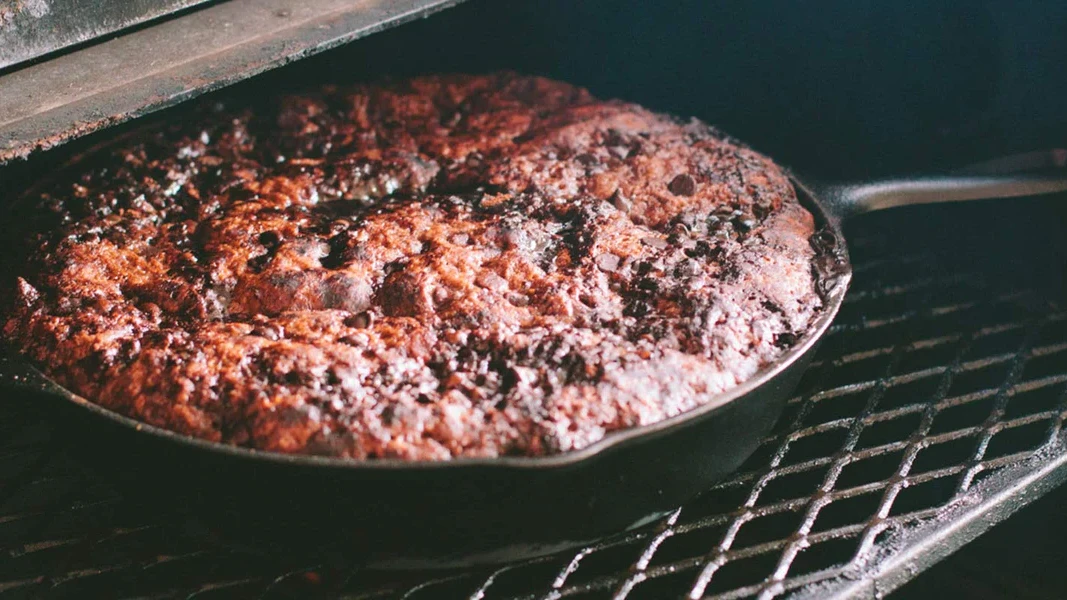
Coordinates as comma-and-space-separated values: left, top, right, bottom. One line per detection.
801, 149, 1067, 222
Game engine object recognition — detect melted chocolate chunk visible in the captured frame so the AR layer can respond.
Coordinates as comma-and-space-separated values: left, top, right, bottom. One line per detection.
668, 173, 697, 196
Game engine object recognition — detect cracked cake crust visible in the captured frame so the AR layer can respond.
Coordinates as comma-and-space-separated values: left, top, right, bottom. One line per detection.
4, 73, 822, 459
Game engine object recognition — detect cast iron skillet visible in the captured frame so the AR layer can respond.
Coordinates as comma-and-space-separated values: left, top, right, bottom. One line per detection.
1, 147, 1066, 568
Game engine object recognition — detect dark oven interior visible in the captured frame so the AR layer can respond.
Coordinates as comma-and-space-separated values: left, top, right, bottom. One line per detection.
2, 1, 1067, 598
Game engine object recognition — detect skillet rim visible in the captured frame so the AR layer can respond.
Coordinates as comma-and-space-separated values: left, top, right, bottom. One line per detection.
2, 175, 851, 471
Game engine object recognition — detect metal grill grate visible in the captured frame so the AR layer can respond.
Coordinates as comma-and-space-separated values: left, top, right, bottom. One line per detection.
2, 197, 1067, 599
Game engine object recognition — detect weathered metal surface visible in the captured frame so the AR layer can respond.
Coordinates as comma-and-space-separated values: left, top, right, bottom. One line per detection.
0, 0, 214, 70
0, 0, 465, 164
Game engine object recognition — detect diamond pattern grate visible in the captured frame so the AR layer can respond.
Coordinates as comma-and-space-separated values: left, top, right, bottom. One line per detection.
1, 198, 1067, 600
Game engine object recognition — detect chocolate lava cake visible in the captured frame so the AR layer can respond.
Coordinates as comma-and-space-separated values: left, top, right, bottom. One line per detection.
4, 73, 824, 459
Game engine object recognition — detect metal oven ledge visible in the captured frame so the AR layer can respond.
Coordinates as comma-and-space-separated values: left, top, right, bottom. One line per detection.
0, 0, 465, 164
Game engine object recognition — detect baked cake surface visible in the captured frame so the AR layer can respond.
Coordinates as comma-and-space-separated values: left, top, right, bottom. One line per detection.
4, 73, 822, 459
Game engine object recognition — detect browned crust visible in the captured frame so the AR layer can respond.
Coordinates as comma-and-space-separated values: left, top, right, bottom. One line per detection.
4, 73, 821, 459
